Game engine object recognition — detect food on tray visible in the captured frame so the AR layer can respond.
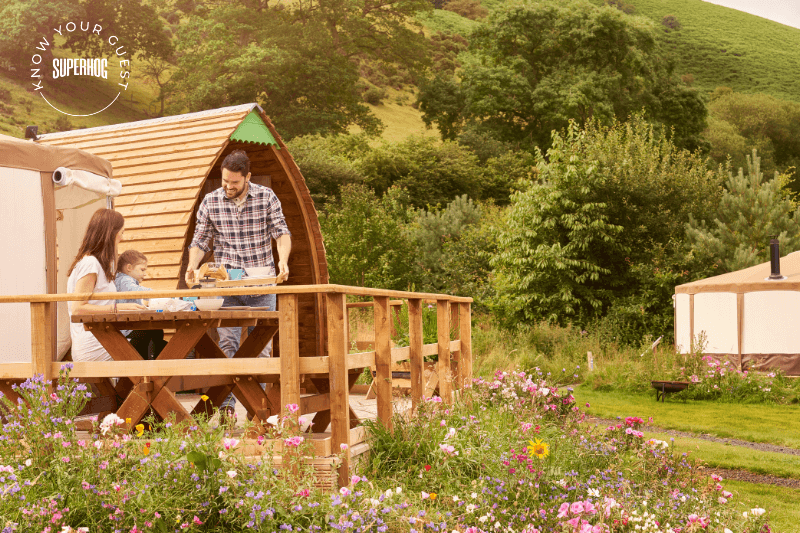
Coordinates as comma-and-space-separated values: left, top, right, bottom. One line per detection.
198, 262, 229, 281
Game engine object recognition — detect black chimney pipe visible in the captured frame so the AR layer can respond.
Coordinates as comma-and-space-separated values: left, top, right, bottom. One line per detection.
769, 236, 783, 280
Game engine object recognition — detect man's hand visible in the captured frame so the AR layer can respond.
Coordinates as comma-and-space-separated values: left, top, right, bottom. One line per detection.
185, 247, 204, 286
277, 260, 290, 283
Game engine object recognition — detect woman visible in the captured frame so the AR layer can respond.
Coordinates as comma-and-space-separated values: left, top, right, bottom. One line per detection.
67, 209, 144, 362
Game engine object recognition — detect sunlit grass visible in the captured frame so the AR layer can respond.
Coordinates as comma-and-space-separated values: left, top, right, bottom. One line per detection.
725, 481, 800, 533
575, 386, 800, 448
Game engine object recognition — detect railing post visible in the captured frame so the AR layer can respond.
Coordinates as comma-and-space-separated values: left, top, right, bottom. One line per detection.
278, 294, 300, 422
450, 302, 460, 390
459, 303, 473, 389
326, 293, 350, 488
437, 299, 452, 404
373, 296, 392, 430
30, 302, 54, 391
408, 299, 424, 413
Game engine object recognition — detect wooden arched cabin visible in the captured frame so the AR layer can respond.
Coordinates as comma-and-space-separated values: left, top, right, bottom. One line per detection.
38, 103, 329, 358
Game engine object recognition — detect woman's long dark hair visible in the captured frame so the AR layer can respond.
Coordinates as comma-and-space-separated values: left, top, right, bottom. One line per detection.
68, 209, 125, 281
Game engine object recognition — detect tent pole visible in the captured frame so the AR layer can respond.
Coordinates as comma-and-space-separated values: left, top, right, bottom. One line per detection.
737, 293, 744, 372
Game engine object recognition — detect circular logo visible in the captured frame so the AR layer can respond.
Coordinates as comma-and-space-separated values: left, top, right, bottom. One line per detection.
30, 21, 132, 117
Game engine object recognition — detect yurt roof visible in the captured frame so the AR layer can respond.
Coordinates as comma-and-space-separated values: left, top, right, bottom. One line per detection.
0, 134, 112, 177
36, 103, 326, 290
676, 251, 800, 294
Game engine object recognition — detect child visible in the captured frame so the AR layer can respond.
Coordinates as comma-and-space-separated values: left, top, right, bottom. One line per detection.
115, 250, 167, 360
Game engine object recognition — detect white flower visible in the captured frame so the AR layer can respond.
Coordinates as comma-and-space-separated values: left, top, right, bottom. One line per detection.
445, 427, 456, 439
385, 489, 393, 498
466, 504, 477, 513
369, 498, 380, 506
395, 487, 402, 494
24, 459, 32, 467
724, 529, 733, 533
540, 388, 550, 397
452, 495, 460, 502
226, 470, 237, 479
100, 413, 124, 435
751, 508, 766, 516
471, 492, 478, 499
478, 515, 488, 523
587, 488, 600, 498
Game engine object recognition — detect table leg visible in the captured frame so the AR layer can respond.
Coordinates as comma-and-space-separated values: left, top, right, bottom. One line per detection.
308, 372, 362, 433
90, 323, 208, 428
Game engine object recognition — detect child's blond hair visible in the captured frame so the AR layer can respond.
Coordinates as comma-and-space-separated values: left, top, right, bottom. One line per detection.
117, 249, 148, 273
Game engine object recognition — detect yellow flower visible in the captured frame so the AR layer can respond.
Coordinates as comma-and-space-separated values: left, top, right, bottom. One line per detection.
429, 493, 437, 500
143, 446, 150, 456
201, 395, 209, 402
528, 439, 550, 459
135, 424, 144, 437
125, 418, 132, 426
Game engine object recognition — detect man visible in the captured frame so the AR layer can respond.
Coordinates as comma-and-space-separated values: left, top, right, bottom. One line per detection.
185, 149, 292, 417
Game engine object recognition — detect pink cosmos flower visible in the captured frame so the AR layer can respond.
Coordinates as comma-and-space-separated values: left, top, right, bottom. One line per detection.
570, 501, 585, 515
557, 503, 570, 518
286, 403, 299, 414
193, 516, 203, 525
223, 437, 240, 450
284, 436, 304, 448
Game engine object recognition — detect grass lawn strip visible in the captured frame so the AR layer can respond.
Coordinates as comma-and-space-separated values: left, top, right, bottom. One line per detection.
724, 480, 800, 533
575, 385, 800, 448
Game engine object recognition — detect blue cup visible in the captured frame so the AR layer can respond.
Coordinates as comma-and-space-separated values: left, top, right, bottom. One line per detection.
228, 269, 244, 280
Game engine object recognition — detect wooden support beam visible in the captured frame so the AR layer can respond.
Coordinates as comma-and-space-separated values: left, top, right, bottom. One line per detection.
373, 296, 392, 431
459, 303, 473, 389
326, 293, 350, 487
408, 298, 424, 414
279, 294, 300, 420
437, 299, 452, 404
30, 302, 55, 391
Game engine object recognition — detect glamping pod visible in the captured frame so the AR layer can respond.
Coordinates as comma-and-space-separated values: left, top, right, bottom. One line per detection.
0, 134, 117, 362
38, 104, 330, 359
674, 251, 800, 375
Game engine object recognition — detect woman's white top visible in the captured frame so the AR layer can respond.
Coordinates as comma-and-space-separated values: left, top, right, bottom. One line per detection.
67, 255, 115, 362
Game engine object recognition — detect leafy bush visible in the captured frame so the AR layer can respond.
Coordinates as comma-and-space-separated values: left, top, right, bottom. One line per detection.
441, 0, 488, 20
319, 184, 419, 290
286, 134, 369, 206
359, 135, 483, 209
662, 15, 681, 31
362, 86, 387, 105
491, 117, 724, 338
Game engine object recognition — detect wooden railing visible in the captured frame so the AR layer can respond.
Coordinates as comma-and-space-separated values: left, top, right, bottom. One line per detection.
0, 284, 472, 487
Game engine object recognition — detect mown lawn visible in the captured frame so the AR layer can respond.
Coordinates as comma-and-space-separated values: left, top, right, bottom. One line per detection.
575, 385, 800, 448
727, 481, 800, 533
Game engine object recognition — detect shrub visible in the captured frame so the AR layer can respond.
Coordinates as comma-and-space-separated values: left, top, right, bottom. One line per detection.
662, 15, 681, 31
491, 117, 724, 337
605, 0, 635, 14
0, 86, 11, 102
319, 184, 419, 289
442, 0, 488, 20
54, 114, 73, 132
362, 86, 386, 105
359, 135, 483, 209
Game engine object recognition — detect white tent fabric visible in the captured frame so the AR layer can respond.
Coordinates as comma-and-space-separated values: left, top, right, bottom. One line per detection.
675, 251, 800, 374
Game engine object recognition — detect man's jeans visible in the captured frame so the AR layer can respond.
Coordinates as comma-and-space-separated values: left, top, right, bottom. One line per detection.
218, 293, 276, 411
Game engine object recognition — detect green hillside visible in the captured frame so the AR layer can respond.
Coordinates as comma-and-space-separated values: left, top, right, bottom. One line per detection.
592, 0, 800, 101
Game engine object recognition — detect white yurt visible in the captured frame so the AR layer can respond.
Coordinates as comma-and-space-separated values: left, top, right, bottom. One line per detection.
0, 134, 119, 363
674, 249, 800, 375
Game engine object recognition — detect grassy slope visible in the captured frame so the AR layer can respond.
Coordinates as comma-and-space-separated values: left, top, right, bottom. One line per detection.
0, 41, 157, 138
609, 0, 800, 101
727, 481, 800, 533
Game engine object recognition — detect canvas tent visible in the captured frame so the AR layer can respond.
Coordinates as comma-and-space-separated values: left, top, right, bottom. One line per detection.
674, 251, 800, 375
37, 103, 330, 359
0, 134, 118, 362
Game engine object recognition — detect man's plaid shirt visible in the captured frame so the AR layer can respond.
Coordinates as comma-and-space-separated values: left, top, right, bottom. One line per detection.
190, 183, 291, 274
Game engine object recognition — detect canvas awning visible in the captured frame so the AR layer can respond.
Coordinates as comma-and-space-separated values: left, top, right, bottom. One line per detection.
0, 134, 112, 178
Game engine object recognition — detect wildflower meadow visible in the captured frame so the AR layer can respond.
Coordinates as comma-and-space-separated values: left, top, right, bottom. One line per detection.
0, 365, 773, 532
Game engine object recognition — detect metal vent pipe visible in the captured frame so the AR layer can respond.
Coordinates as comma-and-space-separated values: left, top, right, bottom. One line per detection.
769, 236, 783, 280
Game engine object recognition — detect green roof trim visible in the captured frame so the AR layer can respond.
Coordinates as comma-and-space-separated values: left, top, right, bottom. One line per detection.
229, 111, 278, 147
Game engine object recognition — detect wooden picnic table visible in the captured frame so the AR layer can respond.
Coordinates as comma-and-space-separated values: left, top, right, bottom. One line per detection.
71, 309, 280, 430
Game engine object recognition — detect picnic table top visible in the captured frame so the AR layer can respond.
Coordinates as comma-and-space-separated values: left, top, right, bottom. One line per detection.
71, 309, 280, 323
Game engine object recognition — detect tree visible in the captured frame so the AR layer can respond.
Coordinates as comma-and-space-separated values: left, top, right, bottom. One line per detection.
0, 0, 171, 79
319, 184, 418, 290
706, 90, 800, 184
686, 150, 800, 274
491, 117, 724, 333
168, 0, 431, 139
418, 0, 706, 151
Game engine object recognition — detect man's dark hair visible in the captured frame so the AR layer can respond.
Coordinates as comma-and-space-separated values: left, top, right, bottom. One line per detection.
221, 150, 250, 176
